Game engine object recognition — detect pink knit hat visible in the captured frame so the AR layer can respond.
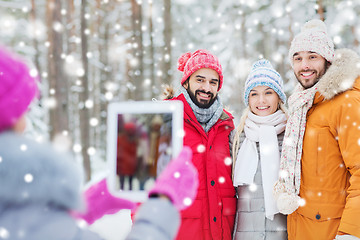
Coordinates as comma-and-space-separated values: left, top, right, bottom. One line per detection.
177, 49, 223, 91
289, 19, 334, 66
0, 45, 38, 132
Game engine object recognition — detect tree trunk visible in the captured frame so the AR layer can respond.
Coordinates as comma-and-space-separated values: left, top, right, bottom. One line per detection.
317, 0, 325, 21
47, 0, 69, 138
149, 0, 157, 97
97, 0, 112, 160
80, 0, 91, 181
30, 0, 42, 82
65, 0, 77, 142
241, 13, 247, 59
162, 0, 172, 86
131, 0, 144, 100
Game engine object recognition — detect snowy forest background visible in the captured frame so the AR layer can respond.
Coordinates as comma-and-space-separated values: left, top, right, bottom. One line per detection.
1, 0, 360, 182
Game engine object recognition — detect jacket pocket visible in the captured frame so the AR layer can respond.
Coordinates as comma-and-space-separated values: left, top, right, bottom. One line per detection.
222, 197, 237, 236
181, 199, 210, 229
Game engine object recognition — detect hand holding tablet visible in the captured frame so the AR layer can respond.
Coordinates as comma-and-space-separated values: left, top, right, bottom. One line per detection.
106, 100, 184, 202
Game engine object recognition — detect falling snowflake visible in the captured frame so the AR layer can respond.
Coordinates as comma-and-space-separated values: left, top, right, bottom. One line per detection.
298, 198, 306, 207
0, 227, 9, 239
42, 97, 57, 109
53, 133, 71, 152
224, 157, 232, 166
174, 171, 180, 179
183, 197, 192, 206
218, 176, 225, 184
76, 68, 85, 77
197, 144, 205, 153
87, 147, 96, 156
24, 173, 34, 183
53, 21, 63, 32
20, 144, 27, 151
279, 170, 288, 179
73, 144, 82, 153
85, 100, 94, 109
29, 68, 38, 78
89, 118, 99, 127
334, 35, 342, 44
0, 156, 2, 163
249, 183, 257, 192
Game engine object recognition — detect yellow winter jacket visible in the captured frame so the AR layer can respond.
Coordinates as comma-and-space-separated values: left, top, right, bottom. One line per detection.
288, 49, 360, 240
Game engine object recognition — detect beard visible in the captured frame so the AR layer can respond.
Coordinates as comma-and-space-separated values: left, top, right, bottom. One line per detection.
295, 62, 329, 89
186, 88, 217, 109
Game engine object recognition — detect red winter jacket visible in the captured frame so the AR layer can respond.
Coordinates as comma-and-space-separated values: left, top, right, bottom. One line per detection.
170, 94, 236, 240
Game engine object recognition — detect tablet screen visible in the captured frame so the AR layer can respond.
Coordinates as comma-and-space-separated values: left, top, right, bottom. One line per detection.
107, 101, 183, 201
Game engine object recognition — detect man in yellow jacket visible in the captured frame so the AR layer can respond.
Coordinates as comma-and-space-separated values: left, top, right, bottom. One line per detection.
273, 19, 360, 240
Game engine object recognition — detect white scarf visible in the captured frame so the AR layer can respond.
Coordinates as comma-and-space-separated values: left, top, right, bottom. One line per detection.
233, 110, 286, 220
273, 83, 318, 214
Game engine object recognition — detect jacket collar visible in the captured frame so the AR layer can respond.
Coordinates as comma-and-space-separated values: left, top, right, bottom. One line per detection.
316, 48, 360, 100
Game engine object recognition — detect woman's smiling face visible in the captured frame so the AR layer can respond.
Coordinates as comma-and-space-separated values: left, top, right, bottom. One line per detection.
248, 85, 280, 116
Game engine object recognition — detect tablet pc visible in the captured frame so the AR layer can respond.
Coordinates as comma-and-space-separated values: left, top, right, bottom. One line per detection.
106, 100, 183, 202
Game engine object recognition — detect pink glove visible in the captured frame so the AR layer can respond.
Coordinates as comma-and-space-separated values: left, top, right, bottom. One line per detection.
72, 179, 136, 224
148, 146, 199, 211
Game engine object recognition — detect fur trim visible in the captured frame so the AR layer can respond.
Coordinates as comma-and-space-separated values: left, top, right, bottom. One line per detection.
162, 85, 176, 100
0, 132, 83, 211
317, 48, 360, 100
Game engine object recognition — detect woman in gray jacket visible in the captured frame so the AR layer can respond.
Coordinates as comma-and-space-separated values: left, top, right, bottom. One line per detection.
0, 45, 198, 240
232, 59, 288, 239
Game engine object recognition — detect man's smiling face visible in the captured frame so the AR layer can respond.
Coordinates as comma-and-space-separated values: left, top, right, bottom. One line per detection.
293, 51, 327, 89
183, 68, 219, 108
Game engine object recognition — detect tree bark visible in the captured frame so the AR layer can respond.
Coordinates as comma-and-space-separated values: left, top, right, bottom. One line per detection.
30, 0, 42, 82
130, 0, 144, 100
317, 0, 325, 21
149, 0, 157, 97
80, 0, 91, 181
47, 0, 69, 138
162, 0, 172, 85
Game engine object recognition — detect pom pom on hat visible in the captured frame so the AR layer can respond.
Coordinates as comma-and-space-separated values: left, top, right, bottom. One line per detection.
177, 52, 192, 72
0, 45, 38, 132
177, 49, 223, 91
301, 19, 327, 32
243, 59, 286, 105
289, 19, 335, 66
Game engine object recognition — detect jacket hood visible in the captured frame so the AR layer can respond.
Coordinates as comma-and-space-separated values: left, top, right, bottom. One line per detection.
317, 48, 360, 100
0, 132, 83, 211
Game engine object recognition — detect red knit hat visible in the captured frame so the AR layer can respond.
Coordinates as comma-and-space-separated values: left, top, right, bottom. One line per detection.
0, 45, 38, 132
177, 49, 223, 91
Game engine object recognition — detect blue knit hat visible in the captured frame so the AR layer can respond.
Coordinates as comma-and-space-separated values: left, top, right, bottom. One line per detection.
243, 59, 286, 105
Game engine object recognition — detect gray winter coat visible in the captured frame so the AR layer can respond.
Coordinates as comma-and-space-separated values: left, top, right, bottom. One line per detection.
0, 132, 180, 240
0, 131, 101, 240
233, 131, 287, 240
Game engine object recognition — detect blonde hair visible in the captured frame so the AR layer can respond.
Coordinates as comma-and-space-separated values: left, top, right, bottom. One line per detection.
231, 102, 288, 176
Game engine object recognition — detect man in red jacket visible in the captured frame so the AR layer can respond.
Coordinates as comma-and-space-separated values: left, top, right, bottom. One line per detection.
164, 49, 236, 240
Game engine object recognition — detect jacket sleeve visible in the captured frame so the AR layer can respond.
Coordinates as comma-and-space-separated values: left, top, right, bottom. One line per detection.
126, 198, 180, 240
337, 95, 360, 238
